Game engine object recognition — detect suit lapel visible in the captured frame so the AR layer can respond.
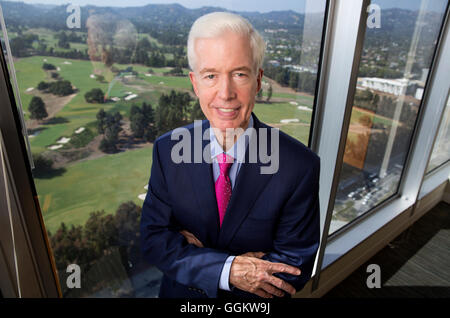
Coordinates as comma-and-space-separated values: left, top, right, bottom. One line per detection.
217, 113, 274, 249
186, 120, 220, 245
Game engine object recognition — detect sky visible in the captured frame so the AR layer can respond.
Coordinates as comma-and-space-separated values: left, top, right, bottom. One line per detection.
2, 0, 448, 14
2, 0, 324, 13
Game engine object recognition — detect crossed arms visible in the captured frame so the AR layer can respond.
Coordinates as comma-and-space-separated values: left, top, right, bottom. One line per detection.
140, 139, 320, 298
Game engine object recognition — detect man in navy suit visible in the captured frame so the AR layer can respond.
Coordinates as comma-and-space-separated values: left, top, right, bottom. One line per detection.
140, 12, 320, 298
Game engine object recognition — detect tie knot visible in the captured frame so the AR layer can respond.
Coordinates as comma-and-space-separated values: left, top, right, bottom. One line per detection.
217, 153, 234, 175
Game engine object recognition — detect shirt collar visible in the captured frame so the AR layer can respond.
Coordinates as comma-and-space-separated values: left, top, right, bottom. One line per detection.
210, 115, 254, 163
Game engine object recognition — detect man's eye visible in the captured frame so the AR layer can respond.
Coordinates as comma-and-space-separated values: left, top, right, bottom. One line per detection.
235, 72, 248, 78
206, 74, 215, 80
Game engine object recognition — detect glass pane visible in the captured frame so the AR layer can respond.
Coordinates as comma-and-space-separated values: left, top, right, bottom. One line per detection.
329, 0, 448, 235
0, 0, 326, 297
427, 93, 450, 173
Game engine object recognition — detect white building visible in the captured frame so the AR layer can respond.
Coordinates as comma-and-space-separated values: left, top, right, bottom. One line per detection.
358, 77, 409, 96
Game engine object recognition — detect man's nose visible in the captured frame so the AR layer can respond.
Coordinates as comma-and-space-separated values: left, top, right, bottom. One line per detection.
217, 75, 236, 100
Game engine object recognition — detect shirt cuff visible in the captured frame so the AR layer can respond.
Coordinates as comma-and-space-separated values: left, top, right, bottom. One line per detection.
219, 255, 235, 291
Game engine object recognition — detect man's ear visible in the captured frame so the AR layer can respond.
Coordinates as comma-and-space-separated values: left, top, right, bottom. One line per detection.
256, 68, 264, 93
189, 72, 199, 97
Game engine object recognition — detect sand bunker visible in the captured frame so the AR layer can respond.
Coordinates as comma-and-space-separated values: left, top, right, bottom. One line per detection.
138, 193, 147, 201
90, 74, 96, 79
110, 97, 120, 102
290, 101, 298, 105
48, 144, 63, 150
280, 119, 299, 124
145, 73, 152, 77
63, 61, 72, 65
144, 184, 148, 190
124, 94, 138, 101
26, 87, 34, 92
297, 106, 312, 111
57, 137, 71, 144
75, 127, 85, 134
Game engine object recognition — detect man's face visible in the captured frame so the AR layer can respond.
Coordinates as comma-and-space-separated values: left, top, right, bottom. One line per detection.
189, 31, 263, 133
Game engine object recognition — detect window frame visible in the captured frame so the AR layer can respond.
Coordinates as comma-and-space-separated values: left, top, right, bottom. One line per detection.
311, 0, 450, 291
419, 89, 450, 200
0, 40, 61, 297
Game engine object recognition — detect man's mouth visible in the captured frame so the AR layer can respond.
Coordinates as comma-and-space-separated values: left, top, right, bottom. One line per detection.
215, 106, 241, 117
218, 108, 236, 113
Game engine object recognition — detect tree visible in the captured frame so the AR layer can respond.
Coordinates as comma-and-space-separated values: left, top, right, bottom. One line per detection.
372, 94, 380, 106
114, 201, 142, 268
256, 88, 263, 101
29, 96, 48, 120
96, 109, 107, 134
130, 102, 157, 142
190, 100, 205, 121
49, 80, 74, 96
32, 153, 53, 177
49, 222, 92, 271
164, 66, 184, 76
131, 112, 145, 138
37, 81, 50, 91
97, 110, 123, 153
266, 84, 273, 103
155, 91, 191, 137
84, 211, 117, 255
85, 88, 105, 103
56, 31, 70, 49
99, 138, 117, 153
42, 63, 56, 70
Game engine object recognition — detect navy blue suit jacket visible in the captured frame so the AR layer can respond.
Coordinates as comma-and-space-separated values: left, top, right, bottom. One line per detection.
140, 113, 320, 298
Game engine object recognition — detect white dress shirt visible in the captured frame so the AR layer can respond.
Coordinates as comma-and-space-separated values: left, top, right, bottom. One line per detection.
209, 116, 254, 291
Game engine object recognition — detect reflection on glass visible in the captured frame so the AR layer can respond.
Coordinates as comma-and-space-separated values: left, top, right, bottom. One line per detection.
0, 0, 325, 297
427, 94, 450, 173
329, 0, 448, 235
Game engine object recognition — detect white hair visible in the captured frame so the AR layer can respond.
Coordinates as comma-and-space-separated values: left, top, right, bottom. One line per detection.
187, 12, 266, 73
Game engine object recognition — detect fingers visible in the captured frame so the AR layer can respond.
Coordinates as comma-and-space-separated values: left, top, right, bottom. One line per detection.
267, 262, 301, 276
253, 288, 274, 299
229, 256, 300, 298
266, 275, 297, 296
180, 230, 204, 248
260, 282, 286, 298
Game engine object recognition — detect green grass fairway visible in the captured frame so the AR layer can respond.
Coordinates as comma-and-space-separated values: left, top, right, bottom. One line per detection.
13, 54, 319, 236
279, 124, 311, 145
141, 73, 192, 90
253, 102, 312, 124
266, 92, 314, 106
36, 146, 153, 233
13, 56, 183, 152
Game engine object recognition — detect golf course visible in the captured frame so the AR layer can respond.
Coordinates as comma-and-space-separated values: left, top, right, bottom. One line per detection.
14, 54, 317, 233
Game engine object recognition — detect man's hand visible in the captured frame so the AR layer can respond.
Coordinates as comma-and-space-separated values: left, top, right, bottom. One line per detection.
180, 230, 204, 248
229, 254, 301, 298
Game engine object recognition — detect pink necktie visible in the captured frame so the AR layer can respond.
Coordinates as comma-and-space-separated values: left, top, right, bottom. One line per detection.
215, 153, 234, 227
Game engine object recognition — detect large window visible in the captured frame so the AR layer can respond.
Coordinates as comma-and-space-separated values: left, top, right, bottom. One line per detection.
329, 0, 448, 235
0, 0, 326, 297
426, 92, 450, 173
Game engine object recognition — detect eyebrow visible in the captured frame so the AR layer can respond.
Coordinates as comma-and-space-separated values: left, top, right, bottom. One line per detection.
199, 66, 253, 74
